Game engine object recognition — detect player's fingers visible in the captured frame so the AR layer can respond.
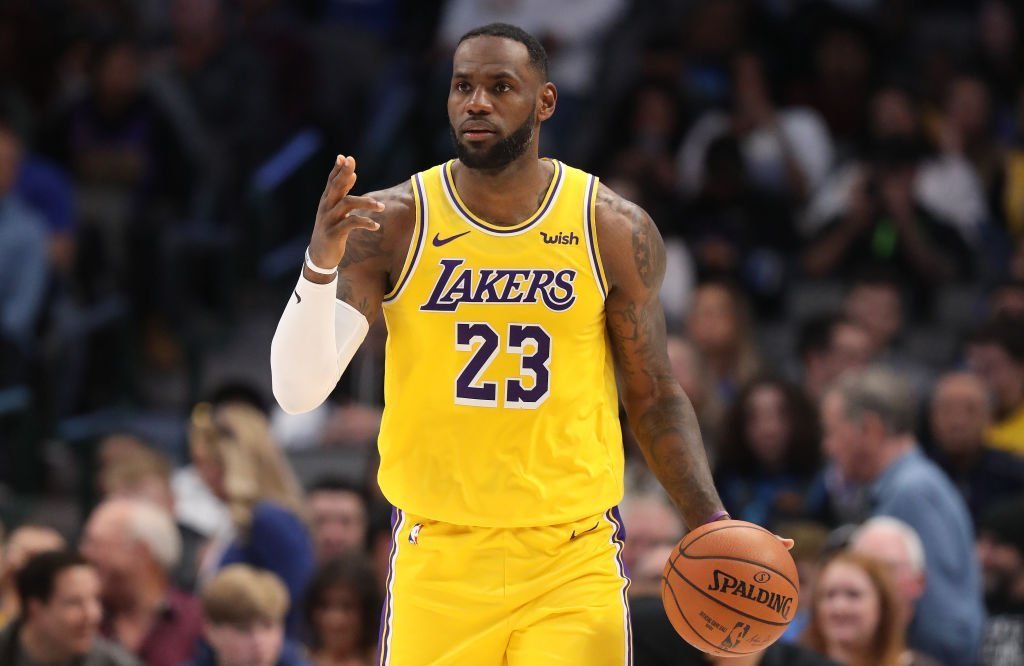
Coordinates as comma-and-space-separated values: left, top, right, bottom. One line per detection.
324, 157, 359, 206
334, 195, 385, 215
337, 214, 380, 233
775, 535, 794, 551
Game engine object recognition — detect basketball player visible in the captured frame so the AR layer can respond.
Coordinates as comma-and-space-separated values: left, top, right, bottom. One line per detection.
272, 23, 730, 665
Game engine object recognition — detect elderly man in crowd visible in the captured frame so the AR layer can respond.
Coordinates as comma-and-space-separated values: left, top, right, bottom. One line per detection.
821, 366, 985, 665
80, 498, 202, 666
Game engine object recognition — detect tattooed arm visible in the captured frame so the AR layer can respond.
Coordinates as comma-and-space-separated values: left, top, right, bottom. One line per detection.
595, 184, 725, 529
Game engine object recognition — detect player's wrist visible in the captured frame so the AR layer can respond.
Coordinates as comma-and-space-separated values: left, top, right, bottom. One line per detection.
305, 246, 338, 275
703, 510, 731, 525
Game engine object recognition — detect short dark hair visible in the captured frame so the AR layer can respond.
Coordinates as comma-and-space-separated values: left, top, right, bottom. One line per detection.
16, 550, 91, 607
306, 476, 368, 502
967, 316, 1024, 363
457, 23, 549, 79
797, 315, 837, 359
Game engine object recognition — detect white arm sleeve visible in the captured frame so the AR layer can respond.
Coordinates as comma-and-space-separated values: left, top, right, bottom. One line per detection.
270, 272, 369, 414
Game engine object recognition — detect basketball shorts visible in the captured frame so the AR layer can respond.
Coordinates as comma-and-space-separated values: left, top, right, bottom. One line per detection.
376, 507, 633, 665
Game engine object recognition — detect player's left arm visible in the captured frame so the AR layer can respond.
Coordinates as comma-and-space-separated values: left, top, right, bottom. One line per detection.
596, 184, 725, 529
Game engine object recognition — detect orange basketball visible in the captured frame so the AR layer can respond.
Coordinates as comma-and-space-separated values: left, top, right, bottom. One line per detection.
661, 519, 799, 657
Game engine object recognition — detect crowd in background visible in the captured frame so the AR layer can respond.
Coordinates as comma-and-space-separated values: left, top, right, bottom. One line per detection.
2, 0, 1024, 665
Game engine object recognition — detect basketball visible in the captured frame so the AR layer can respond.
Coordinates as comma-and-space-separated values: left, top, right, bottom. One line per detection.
661, 519, 799, 657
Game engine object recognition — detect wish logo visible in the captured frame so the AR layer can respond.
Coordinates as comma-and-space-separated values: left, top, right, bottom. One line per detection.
540, 231, 579, 246
420, 258, 577, 312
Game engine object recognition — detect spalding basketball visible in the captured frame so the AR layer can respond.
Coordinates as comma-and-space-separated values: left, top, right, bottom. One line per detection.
661, 519, 799, 657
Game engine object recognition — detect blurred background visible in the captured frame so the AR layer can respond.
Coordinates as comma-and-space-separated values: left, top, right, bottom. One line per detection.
1, 1, 1024, 665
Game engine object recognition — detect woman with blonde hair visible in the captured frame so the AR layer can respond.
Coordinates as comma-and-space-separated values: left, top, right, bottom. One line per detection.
803, 550, 906, 666
190, 402, 314, 638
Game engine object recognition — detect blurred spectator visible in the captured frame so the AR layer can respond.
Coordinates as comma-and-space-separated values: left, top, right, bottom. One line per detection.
306, 478, 369, 564
80, 498, 201, 666
302, 554, 381, 666
189, 402, 314, 638
0, 115, 49, 387
678, 50, 833, 205
714, 377, 820, 527
0, 550, 138, 666
679, 135, 796, 317
965, 316, 1024, 454
666, 335, 722, 457
619, 492, 683, 597
803, 85, 987, 254
927, 372, 1024, 523
821, 367, 985, 664
802, 135, 974, 292
935, 74, 1002, 199
776, 521, 830, 644
98, 435, 206, 591
186, 564, 309, 666
796, 315, 872, 403
976, 497, 1024, 665
0, 525, 65, 627
849, 517, 940, 666
988, 279, 1024, 320
686, 279, 763, 405
802, 551, 907, 666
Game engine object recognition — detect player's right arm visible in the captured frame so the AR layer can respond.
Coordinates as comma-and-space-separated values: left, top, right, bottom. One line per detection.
270, 155, 413, 414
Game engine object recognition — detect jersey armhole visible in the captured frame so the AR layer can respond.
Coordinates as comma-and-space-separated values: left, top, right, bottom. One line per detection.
383, 173, 428, 303
583, 175, 609, 300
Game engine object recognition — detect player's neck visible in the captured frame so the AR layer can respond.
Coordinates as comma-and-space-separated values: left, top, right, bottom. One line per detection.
452, 155, 554, 227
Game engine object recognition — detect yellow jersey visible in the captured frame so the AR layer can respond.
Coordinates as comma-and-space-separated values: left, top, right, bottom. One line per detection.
378, 159, 623, 527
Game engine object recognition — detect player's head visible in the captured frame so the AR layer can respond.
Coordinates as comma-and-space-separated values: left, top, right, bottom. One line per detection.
449, 23, 556, 171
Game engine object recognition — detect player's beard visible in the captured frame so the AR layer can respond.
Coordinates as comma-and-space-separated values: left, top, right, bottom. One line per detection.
450, 115, 535, 170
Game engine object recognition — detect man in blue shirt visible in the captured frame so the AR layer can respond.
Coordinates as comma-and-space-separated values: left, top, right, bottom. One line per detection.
821, 366, 985, 665
0, 117, 49, 386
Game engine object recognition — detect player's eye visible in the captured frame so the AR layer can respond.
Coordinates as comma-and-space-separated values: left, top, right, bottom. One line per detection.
495, 82, 512, 93
454, 81, 471, 93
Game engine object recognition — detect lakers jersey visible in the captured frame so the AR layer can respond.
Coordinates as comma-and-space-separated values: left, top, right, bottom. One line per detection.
377, 159, 624, 527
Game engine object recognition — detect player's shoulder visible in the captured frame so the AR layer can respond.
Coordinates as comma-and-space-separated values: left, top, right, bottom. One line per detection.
364, 179, 416, 227
594, 181, 657, 239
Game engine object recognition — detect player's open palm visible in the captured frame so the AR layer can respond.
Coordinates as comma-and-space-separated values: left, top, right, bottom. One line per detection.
308, 154, 385, 269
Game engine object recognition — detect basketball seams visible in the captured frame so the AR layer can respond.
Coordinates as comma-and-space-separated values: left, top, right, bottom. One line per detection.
661, 576, 740, 656
677, 553, 799, 592
665, 558, 791, 627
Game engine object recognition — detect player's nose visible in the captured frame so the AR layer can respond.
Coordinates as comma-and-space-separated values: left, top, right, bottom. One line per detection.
465, 87, 493, 113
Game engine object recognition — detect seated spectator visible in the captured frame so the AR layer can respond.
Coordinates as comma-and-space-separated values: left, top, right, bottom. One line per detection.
0, 525, 65, 627
714, 377, 820, 527
802, 551, 907, 666
189, 402, 314, 637
976, 497, 1024, 665
686, 279, 763, 405
796, 315, 872, 404
306, 478, 369, 564
619, 492, 683, 598
0, 115, 49, 387
927, 372, 1024, 523
0, 550, 138, 665
666, 336, 722, 458
677, 50, 834, 202
80, 498, 202, 666
802, 136, 974, 295
186, 564, 309, 666
821, 368, 985, 664
849, 517, 940, 666
966, 316, 1024, 454
98, 435, 206, 591
303, 554, 381, 666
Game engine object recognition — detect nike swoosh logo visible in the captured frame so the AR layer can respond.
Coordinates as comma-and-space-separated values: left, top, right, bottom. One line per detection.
293, 289, 302, 304
570, 522, 600, 540
432, 230, 471, 247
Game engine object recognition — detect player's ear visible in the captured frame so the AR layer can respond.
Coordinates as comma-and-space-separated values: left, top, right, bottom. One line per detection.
537, 82, 557, 122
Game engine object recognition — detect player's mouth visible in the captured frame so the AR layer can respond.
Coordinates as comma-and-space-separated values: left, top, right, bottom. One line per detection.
461, 122, 498, 140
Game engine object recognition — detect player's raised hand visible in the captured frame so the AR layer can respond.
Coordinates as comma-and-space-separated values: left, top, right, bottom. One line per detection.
308, 154, 385, 270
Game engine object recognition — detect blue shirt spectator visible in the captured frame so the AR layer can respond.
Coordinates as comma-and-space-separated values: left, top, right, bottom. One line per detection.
0, 195, 49, 348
